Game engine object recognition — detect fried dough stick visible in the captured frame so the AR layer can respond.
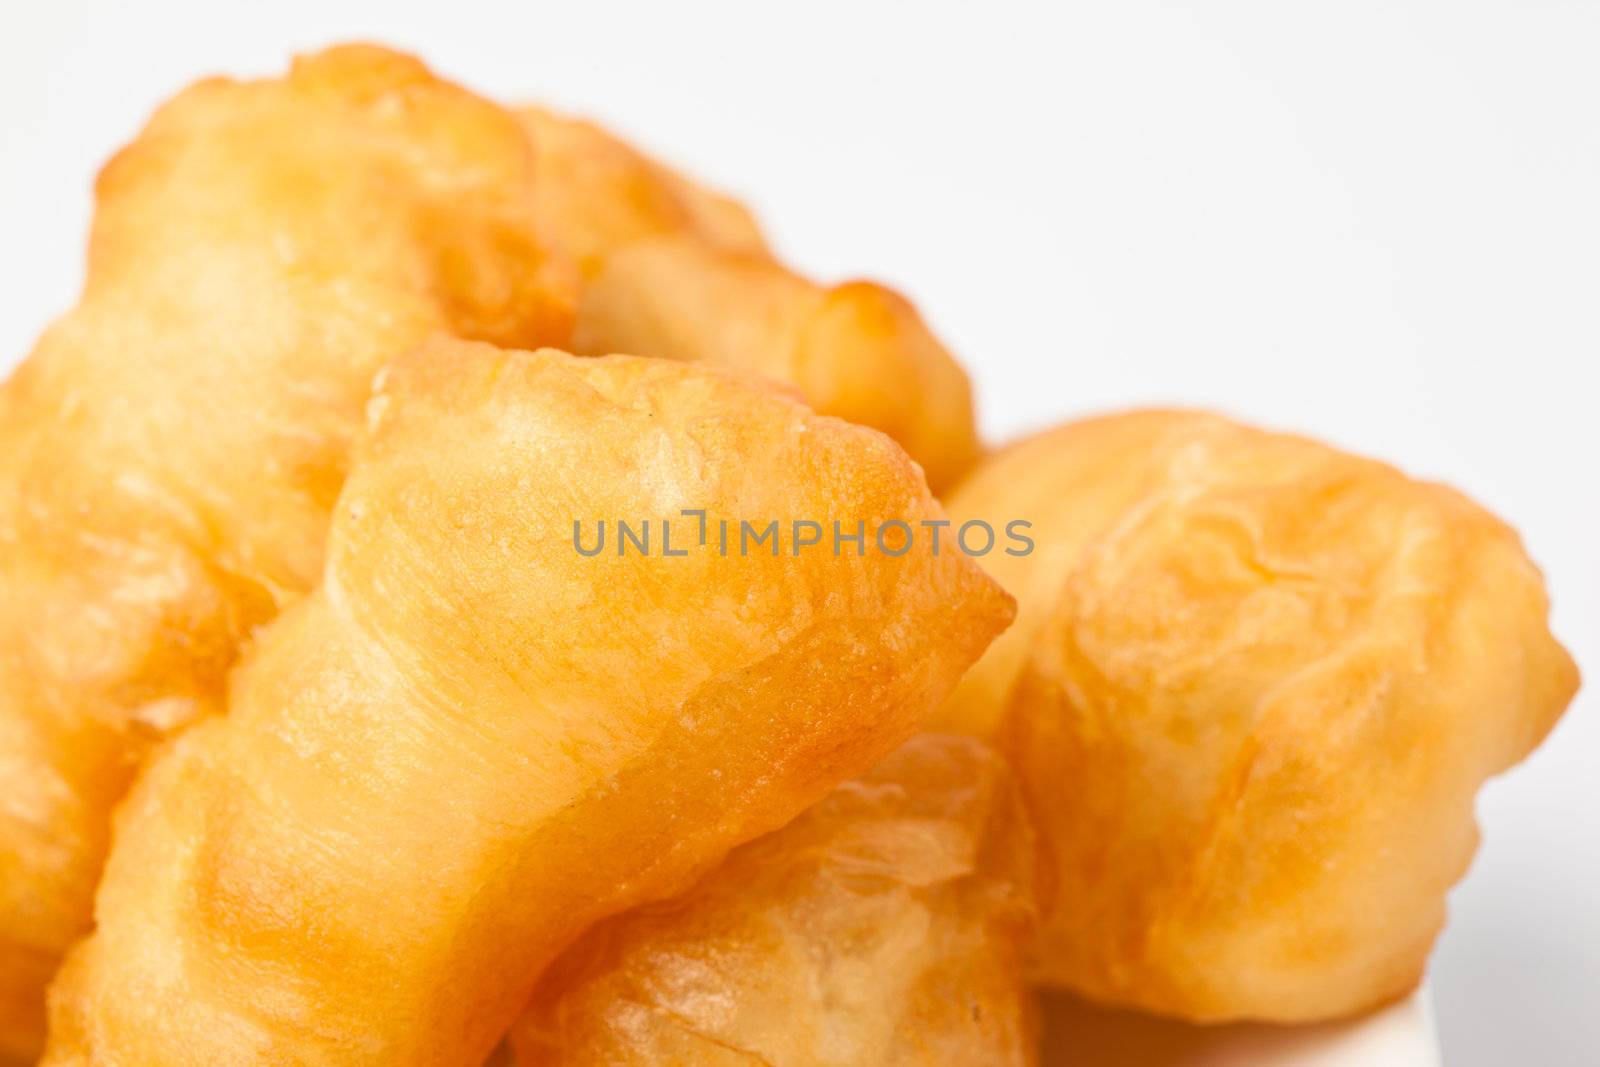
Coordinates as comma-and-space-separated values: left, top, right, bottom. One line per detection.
943, 410, 1578, 1021
43, 342, 1013, 1066
522, 107, 981, 492
512, 734, 1041, 1067
932, 411, 1214, 739
0, 45, 573, 1059
520, 105, 767, 273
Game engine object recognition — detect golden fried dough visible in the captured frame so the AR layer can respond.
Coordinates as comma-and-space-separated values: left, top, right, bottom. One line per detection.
521, 105, 767, 275
521, 107, 981, 492
949, 410, 1579, 1021
43, 342, 1013, 1066
573, 237, 979, 492
512, 734, 1041, 1067
0, 45, 571, 1060
931, 411, 1205, 738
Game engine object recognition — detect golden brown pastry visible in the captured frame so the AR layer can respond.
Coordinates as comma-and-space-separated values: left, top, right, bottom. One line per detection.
572, 238, 980, 493
511, 734, 1042, 1067
43, 341, 1013, 1066
0, 45, 571, 1060
931, 411, 1202, 738
947, 410, 1579, 1021
521, 105, 767, 275
521, 107, 981, 492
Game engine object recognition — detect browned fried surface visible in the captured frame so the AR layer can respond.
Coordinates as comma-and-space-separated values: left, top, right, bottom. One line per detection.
944, 410, 1577, 1021
523, 107, 980, 492
0, 45, 574, 1059
513, 734, 1041, 1067
43, 342, 1011, 1066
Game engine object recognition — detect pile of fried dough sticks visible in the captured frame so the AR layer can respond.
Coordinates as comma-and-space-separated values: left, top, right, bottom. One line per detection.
0, 44, 1577, 1067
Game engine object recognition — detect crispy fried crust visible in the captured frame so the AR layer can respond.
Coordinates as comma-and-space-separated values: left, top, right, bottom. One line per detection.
521, 105, 768, 274
0, 45, 575, 1059
931, 411, 1205, 738
512, 734, 1042, 1067
42, 342, 1013, 1066
521, 107, 981, 492
945, 410, 1578, 1021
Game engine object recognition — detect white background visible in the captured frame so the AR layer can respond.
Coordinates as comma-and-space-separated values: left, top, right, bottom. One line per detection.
1, 2, 1594, 1062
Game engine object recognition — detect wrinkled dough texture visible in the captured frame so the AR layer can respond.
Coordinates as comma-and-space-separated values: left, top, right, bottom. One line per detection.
955, 410, 1577, 1021
513, 734, 1041, 1067
520, 107, 979, 493
43, 343, 1013, 1067
932, 411, 1206, 738
0, 44, 572, 1061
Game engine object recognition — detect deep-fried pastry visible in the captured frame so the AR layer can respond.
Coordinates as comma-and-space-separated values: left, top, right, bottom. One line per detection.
931, 411, 1199, 738
42, 342, 1013, 1066
946, 410, 1578, 1021
521, 105, 767, 275
572, 236, 979, 493
0, 45, 572, 1060
512, 734, 1041, 1067
521, 108, 981, 492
